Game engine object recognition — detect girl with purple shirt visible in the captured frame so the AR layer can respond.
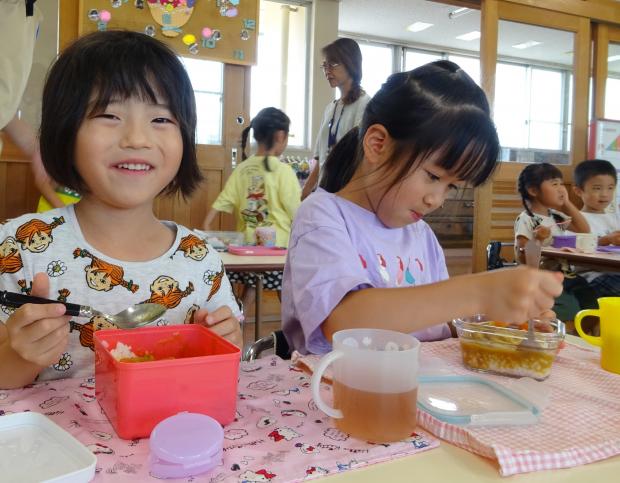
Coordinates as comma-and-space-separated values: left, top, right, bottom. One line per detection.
282, 61, 563, 355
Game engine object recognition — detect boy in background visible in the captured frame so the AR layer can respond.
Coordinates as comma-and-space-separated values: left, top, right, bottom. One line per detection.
573, 159, 620, 297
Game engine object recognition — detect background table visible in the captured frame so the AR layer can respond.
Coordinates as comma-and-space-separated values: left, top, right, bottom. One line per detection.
219, 252, 286, 341
541, 247, 620, 271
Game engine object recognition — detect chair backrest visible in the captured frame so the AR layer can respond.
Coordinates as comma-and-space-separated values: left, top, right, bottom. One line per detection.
242, 330, 291, 361
487, 241, 518, 270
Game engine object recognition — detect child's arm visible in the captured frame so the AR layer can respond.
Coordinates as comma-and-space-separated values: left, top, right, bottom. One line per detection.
322, 267, 563, 342
599, 231, 620, 246
559, 185, 589, 233
0, 274, 70, 389
202, 208, 221, 231
301, 160, 319, 200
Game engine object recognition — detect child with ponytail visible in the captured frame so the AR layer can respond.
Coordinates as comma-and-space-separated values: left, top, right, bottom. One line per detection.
203, 107, 301, 305
282, 61, 564, 355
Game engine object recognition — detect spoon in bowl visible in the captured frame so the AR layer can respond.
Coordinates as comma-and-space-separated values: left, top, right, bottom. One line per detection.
0, 291, 166, 329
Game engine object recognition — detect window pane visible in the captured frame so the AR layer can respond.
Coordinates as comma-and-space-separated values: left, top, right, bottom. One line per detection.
448, 54, 480, 86
494, 63, 529, 148
606, 77, 620, 120
195, 92, 222, 145
180, 57, 224, 145
251, 1, 308, 147
404, 50, 441, 71
528, 68, 562, 150
359, 42, 393, 97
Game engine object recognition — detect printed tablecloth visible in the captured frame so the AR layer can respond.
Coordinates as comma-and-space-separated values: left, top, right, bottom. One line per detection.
0, 355, 439, 482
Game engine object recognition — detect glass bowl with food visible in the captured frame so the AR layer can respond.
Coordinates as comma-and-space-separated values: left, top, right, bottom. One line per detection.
452, 315, 565, 380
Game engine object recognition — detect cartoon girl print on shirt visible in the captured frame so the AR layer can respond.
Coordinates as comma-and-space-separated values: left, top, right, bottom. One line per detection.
241, 175, 270, 227
15, 216, 65, 253
73, 248, 139, 293
70, 316, 117, 351
173, 234, 208, 261
143, 275, 194, 309
0, 236, 22, 274
203, 262, 225, 301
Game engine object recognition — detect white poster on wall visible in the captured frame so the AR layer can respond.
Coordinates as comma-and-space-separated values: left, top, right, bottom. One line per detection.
591, 119, 620, 212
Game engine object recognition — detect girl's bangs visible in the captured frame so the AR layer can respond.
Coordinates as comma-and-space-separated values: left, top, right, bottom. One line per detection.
416, 109, 500, 187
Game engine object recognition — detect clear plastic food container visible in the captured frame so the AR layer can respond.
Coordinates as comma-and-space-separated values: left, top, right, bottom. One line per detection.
200, 231, 245, 251
453, 315, 565, 380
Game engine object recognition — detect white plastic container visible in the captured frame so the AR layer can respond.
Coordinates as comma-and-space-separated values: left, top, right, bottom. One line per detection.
0, 412, 96, 482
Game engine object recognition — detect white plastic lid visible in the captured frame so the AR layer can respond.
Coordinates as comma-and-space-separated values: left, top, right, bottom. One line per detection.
417, 375, 540, 426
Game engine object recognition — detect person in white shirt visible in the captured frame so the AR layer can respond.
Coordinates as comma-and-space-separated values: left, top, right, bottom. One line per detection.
573, 159, 620, 297
302, 38, 370, 199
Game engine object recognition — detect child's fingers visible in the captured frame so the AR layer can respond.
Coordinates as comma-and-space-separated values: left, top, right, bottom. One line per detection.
203, 305, 233, 326
31, 272, 51, 299
205, 317, 242, 348
7, 303, 67, 334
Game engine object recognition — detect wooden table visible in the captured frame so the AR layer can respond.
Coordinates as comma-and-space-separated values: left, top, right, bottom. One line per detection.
541, 247, 620, 271
219, 252, 287, 341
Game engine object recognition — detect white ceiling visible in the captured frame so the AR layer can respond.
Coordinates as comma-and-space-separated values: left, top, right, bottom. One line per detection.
339, 0, 620, 74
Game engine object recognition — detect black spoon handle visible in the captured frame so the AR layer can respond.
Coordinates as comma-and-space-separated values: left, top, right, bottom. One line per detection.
0, 291, 83, 317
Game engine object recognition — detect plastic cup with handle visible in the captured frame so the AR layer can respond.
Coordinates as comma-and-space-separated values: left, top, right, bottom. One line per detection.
311, 328, 420, 443
575, 297, 620, 374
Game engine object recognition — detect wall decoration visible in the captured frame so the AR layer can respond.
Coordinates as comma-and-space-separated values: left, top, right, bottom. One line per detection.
79, 0, 258, 65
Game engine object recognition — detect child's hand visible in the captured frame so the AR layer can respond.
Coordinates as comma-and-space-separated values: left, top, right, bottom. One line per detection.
194, 306, 243, 348
604, 231, 620, 246
5, 273, 69, 368
533, 225, 551, 241
480, 267, 563, 324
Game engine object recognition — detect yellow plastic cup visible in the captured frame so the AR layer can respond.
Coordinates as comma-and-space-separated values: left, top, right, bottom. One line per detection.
575, 297, 620, 375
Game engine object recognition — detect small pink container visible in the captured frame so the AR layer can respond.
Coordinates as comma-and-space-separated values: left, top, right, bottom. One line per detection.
552, 235, 576, 248
94, 325, 240, 439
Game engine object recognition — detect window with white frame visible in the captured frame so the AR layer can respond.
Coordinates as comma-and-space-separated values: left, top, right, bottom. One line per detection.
358, 42, 393, 97
494, 63, 568, 152
404, 49, 442, 71
181, 57, 224, 145
250, 1, 309, 147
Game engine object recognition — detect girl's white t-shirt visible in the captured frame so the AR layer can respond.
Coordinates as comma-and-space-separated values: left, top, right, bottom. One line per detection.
514, 209, 571, 246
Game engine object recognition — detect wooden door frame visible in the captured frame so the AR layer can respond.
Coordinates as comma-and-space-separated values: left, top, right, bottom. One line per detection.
472, 0, 591, 272
592, 23, 620, 120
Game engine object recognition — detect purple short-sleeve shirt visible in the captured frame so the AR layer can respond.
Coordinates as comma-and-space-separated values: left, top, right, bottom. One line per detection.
282, 189, 452, 354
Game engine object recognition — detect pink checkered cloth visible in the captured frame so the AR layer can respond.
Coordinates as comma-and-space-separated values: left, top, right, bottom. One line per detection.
294, 339, 620, 476
422, 339, 620, 475
0, 356, 439, 482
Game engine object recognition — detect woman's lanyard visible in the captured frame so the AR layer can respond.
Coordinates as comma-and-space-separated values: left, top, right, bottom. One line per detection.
327, 101, 345, 150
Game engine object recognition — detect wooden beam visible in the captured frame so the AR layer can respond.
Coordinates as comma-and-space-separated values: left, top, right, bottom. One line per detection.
503, 0, 620, 24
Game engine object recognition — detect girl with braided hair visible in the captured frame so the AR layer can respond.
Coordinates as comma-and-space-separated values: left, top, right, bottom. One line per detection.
514, 163, 594, 325
514, 163, 589, 263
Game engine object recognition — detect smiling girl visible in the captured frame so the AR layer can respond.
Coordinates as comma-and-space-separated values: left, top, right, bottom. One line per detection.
0, 31, 242, 388
283, 61, 564, 355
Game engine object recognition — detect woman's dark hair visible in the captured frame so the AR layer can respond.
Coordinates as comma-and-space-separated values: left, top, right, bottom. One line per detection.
320, 61, 500, 201
322, 38, 364, 105
240, 107, 290, 172
40, 30, 201, 198
517, 162, 564, 222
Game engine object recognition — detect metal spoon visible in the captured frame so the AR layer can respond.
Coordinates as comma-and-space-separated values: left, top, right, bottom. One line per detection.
0, 291, 166, 329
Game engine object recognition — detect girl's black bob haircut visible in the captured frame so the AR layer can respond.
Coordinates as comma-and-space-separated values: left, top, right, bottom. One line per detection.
40, 30, 201, 197
321, 61, 500, 194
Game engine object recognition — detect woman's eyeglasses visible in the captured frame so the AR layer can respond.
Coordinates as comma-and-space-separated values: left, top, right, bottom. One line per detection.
320, 62, 340, 71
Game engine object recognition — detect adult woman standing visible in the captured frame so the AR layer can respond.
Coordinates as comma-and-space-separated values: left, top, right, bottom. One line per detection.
302, 38, 370, 199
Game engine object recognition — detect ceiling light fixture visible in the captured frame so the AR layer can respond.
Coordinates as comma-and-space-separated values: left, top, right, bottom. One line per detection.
406, 22, 434, 33
448, 7, 472, 19
513, 40, 542, 49
455, 31, 481, 41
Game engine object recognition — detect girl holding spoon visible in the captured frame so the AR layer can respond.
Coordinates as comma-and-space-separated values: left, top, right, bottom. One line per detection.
0, 31, 241, 388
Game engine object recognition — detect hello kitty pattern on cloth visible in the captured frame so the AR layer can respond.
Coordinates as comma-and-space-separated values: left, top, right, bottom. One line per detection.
282, 188, 451, 355
0, 356, 440, 482
0, 205, 240, 381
